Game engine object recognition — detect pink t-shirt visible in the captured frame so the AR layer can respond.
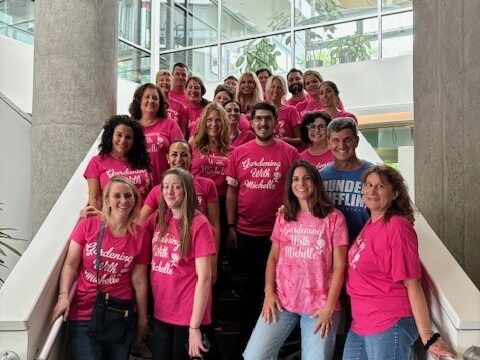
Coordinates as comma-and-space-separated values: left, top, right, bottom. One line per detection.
333, 110, 358, 123
167, 97, 188, 131
142, 118, 184, 185
226, 140, 299, 236
186, 105, 206, 137
271, 209, 348, 313
286, 95, 308, 107
231, 130, 255, 148
238, 114, 252, 132
296, 99, 345, 118
299, 148, 334, 170
191, 147, 231, 196
84, 154, 152, 200
149, 212, 216, 325
69, 217, 150, 320
275, 105, 300, 139
169, 89, 189, 107
144, 176, 218, 215
347, 215, 422, 335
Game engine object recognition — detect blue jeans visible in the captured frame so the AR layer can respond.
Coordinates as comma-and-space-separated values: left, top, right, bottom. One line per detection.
342, 317, 418, 360
243, 309, 340, 360
68, 320, 135, 360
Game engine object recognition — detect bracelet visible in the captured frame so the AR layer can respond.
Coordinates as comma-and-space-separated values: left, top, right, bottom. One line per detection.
423, 332, 441, 351
189, 326, 200, 330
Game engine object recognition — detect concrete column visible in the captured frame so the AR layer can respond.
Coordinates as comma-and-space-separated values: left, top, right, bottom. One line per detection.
414, 1, 480, 288
31, 0, 118, 234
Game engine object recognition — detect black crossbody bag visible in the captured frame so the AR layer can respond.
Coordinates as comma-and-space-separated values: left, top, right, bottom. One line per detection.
87, 222, 137, 344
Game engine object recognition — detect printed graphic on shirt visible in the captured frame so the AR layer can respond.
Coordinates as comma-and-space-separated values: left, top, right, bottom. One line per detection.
323, 179, 366, 211
240, 157, 283, 190
348, 236, 366, 269
282, 225, 328, 259
84, 243, 134, 285
151, 230, 181, 275
145, 132, 167, 154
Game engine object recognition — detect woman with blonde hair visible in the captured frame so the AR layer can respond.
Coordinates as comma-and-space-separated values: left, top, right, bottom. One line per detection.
147, 168, 216, 359
265, 75, 302, 147
52, 176, 150, 360
236, 71, 263, 120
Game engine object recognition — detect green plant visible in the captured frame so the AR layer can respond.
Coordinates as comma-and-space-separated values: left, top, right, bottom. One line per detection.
235, 38, 281, 73
0, 203, 25, 283
329, 33, 371, 64
268, 0, 343, 66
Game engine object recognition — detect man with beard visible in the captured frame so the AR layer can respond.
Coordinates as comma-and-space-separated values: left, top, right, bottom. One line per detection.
285, 68, 308, 107
226, 101, 298, 350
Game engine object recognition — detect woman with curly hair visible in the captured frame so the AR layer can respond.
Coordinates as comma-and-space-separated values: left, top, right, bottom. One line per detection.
129, 83, 184, 185
185, 76, 210, 138
244, 160, 348, 359
236, 71, 263, 120
84, 115, 152, 210
299, 111, 334, 170
344, 165, 455, 360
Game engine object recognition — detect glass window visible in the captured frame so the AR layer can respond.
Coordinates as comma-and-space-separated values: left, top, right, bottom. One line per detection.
118, 40, 151, 84
381, 0, 412, 11
222, 0, 292, 41
119, 0, 151, 49
160, 45, 219, 83
381, 12, 412, 58
222, 35, 292, 78
361, 125, 414, 165
295, 0, 377, 27
160, 0, 218, 50
0, 0, 35, 25
294, 17, 378, 68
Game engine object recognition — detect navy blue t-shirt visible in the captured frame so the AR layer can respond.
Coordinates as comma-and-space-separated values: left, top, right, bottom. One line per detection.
320, 161, 373, 243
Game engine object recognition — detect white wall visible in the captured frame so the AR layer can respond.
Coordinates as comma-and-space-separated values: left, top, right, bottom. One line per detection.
0, 93, 31, 282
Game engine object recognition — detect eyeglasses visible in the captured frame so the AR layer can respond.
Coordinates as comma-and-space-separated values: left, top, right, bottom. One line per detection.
307, 124, 326, 131
253, 115, 275, 123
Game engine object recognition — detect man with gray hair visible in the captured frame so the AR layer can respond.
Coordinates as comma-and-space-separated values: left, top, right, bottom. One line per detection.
320, 117, 372, 243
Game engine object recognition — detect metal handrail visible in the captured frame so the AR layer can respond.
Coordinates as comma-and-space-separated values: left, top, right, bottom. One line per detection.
36, 281, 77, 360
464, 346, 480, 360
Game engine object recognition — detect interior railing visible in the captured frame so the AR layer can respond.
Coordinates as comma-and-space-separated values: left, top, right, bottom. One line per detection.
0, 129, 478, 359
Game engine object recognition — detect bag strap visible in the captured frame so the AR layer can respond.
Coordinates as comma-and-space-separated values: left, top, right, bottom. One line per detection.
95, 221, 106, 291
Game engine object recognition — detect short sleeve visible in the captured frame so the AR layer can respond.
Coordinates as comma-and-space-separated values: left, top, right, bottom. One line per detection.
331, 210, 349, 247
69, 217, 101, 247
84, 156, 101, 180
205, 180, 219, 203
388, 217, 422, 283
191, 216, 217, 258
270, 213, 284, 243
169, 118, 185, 141
144, 185, 161, 210
135, 227, 151, 265
291, 107, 301, 127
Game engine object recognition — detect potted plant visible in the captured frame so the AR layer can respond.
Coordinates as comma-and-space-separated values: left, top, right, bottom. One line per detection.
235, 38, 281, 73
328, 33, 371, 64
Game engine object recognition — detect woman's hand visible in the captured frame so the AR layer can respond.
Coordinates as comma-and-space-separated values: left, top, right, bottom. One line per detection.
227, 227, 237, 249
261, 291, 283, 324
426, 335, 456, 359
188, 328, 208, 358
312, 306, 334, 338
51, 294, 70, 322
79, 205, 102, 218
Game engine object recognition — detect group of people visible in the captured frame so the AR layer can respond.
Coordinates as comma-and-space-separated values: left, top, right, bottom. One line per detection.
51, 62, 455, 360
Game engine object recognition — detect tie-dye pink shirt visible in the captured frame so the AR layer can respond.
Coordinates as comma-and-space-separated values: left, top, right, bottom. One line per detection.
271, 209, 348, 314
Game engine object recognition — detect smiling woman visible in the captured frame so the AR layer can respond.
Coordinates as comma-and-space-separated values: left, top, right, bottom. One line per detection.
84, 115, 153, 210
